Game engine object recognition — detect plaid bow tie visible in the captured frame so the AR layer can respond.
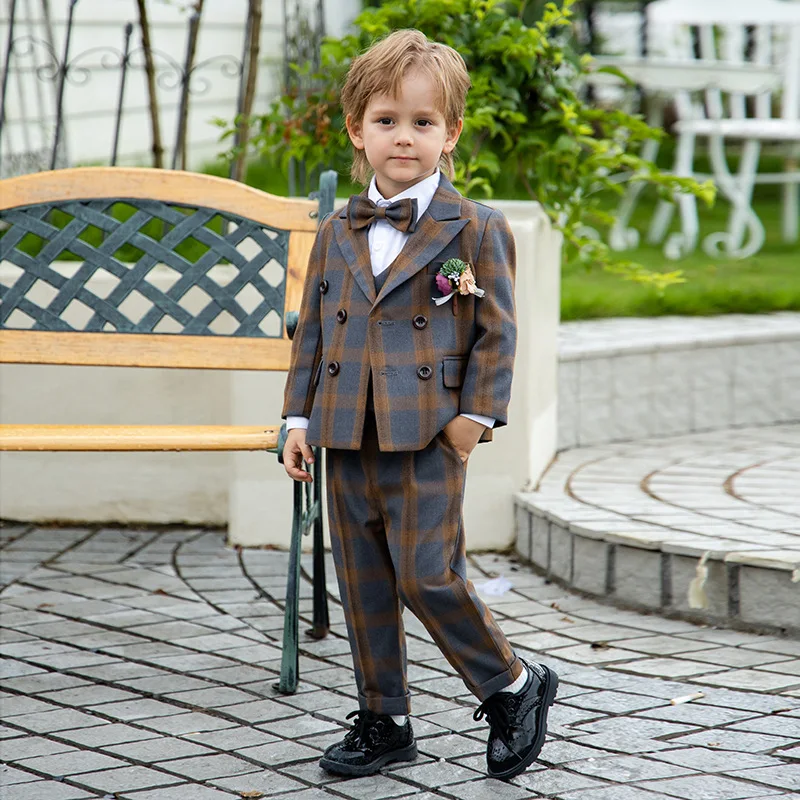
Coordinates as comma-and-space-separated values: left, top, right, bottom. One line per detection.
348, 196, 419, 234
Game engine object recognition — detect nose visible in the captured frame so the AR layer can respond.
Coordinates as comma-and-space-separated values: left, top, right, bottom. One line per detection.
394, 125, 413, 146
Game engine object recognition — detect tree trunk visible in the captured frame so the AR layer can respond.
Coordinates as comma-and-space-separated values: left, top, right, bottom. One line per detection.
178, 0, 205, 171
136, 0, 164, 169
232, 0, 262, 182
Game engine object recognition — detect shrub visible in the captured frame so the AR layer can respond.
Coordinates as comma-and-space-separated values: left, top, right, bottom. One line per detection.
221, 0, 713, 286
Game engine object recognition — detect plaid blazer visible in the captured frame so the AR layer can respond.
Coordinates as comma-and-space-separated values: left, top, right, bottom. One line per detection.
282, 174, 517, 452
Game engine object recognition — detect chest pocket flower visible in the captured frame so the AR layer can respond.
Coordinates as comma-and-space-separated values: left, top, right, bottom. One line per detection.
433, 258, 485, 309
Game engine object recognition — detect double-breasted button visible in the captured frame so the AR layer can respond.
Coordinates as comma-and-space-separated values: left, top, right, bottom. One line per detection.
327, 361, 340, 376
417, 365, 432, 380
336, 308, 347, 324
319, 279, 329, 295
412, 314, 428, 330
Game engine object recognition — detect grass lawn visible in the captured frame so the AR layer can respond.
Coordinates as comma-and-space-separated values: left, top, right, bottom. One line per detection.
205, 156, 800, 321
561, 189, 800, 321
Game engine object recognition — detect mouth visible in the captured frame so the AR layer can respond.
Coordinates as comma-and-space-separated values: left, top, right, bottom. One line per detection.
391, 157, 415, 162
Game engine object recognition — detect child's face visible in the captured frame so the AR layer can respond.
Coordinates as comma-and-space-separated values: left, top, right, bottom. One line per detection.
346, 69, 463, 198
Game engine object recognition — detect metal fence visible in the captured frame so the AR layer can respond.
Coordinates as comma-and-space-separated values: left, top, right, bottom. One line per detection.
0, 0, 326, 181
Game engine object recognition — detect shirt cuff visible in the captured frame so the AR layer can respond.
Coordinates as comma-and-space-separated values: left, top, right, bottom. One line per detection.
460, 413, 495, 429
286, 416, 310, 431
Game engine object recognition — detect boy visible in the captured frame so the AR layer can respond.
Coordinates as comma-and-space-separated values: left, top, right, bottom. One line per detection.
282, 29, 557, 780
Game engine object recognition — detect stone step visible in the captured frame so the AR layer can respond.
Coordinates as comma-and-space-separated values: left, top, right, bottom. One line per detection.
514, 423, 800, 635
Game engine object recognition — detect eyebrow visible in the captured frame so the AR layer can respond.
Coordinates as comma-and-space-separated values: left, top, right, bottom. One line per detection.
369, 108, 441, 117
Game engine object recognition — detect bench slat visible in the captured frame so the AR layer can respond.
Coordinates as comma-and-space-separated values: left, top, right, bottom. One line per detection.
0, 425, 280, 451
0, 331, 293, 370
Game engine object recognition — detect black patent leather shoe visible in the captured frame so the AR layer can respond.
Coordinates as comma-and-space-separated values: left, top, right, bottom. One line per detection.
474, 659, 559, 780
319, 710, 417, 777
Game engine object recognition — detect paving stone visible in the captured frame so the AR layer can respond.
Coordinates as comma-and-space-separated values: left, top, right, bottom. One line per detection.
180, 726, 279, 751
218, 698, 302, 723
729, 765, 800, 791
157, 752, 259, 780
443, 777, 533, 800
670, 730, 797, 753
86, 698, 184, 721
233, 739, 321, 765
1, 695, 60, 716
40, 685, 140, 706
70, 663, 162, 682
562, 690, 667, 715
8, 709, 104, 732
569, 754, 695, 782
119, 674, 211, 694
133, 712, 237, 735
635, 703, 759, 727
209, 769, 307, 795
52, 723, 159, 747
1, 673, 89, 693
163, 686, 256, 707
0, 764, 41, 784
639, 774, 782, 799
650, 748, 781, 773
69, 765, 184, 792
0, 780, 95, 799
613, 658, 726, 679
121, 783, 233, 800
17, 750, 129, 775
695, 670, 800, 692
558, 786, 677, 800
391, 760, 483, 787
417, 733, 485, 760
510, 767, 607, 795
0, 735, 77, 761
572, 716, 696, 739
729, 716, 800, 739
104, 736, 215, 762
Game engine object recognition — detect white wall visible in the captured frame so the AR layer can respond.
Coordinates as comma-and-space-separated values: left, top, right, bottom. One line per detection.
0, 202, 562, 551
0, 0, 361, 175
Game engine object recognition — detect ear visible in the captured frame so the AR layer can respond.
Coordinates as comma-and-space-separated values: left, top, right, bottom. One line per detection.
442, 118, 464, 155
345, 114, 365, 150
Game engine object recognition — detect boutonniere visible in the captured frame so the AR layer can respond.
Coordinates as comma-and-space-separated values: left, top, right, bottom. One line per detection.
433, 258, 484, 314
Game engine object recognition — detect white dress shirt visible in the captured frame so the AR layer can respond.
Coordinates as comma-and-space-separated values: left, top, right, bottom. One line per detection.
286, 170, 495, 432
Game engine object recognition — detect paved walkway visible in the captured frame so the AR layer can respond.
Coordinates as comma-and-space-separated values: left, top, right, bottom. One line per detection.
1, 522, 799, 800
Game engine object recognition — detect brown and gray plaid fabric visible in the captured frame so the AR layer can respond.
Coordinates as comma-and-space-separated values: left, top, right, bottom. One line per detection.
326, 408, 523, 715
282, 173, 517, 452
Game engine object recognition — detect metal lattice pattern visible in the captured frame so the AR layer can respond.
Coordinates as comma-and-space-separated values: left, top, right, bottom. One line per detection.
0, 200, 289, 337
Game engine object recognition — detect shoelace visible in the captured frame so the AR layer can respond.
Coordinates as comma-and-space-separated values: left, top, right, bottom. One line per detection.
473, 694, 516, 755
343, 709, 383, 748
473, 689, 541, 761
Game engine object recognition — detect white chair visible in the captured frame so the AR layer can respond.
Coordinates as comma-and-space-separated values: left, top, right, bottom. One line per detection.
644, 0, 800, 259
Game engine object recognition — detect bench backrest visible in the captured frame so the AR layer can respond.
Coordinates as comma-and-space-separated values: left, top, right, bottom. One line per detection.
0, 167, 336, 371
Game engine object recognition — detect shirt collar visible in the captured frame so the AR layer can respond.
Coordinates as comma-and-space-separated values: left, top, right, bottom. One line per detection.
368, 170, 440, 219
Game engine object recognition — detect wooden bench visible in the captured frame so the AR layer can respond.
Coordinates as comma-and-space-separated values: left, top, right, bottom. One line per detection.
0, 166, 336, 693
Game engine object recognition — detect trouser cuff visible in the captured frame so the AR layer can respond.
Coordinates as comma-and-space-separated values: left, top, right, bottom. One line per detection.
358, 690, 411, 716
471, 655, 524, 701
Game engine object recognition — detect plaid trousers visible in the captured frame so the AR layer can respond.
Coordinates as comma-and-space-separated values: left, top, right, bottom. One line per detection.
326, 408, 523, 715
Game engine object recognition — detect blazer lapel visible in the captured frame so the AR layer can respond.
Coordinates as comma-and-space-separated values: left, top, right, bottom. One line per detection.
374, 175, 468, 307
331, 189, 376, 304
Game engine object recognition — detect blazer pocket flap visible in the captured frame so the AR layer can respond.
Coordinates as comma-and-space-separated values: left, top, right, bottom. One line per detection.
442, 356, 467, 388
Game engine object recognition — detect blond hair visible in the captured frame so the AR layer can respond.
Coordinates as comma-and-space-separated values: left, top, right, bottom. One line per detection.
340, 29, 471, 184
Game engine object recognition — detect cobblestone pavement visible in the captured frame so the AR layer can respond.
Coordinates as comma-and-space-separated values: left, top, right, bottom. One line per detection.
1, 522, 799, 800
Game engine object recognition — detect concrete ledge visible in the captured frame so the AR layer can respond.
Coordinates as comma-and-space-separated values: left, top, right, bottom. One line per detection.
558, 313, 800, 449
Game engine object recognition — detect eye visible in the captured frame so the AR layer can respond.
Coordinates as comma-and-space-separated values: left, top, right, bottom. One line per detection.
416, 119, 432, 127
378, 117, 393, 125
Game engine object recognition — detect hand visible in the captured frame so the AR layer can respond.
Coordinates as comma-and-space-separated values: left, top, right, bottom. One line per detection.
284, 428, 315, 482
442, 416, 485, 464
